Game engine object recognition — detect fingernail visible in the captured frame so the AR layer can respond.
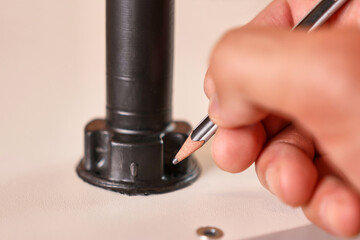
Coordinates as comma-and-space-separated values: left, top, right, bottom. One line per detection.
265, 164, 282, 197
209, 94, 220, 121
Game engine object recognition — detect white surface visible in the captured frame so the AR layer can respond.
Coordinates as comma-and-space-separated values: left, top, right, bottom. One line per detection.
0, 0, 318, 239
0, 144, 310, 240
248, 225, 360, 240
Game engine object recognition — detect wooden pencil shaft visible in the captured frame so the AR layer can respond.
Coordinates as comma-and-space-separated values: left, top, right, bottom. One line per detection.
174, 136, 205, 162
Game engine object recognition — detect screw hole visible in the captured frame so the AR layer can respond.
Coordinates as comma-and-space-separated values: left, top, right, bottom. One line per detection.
197, 226, 224, 239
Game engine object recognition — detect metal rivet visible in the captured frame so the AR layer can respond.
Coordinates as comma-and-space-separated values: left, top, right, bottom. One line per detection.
196, 226, 224, 239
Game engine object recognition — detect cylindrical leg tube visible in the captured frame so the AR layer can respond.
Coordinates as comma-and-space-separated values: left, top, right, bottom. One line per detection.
106, 0, 174, 132
77, 0, 200, 195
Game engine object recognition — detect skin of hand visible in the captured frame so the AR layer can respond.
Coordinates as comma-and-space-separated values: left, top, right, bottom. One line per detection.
204, 0, 360, 237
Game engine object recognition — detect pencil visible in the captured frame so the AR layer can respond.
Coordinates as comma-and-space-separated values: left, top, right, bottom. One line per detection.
173, 0, 349, 165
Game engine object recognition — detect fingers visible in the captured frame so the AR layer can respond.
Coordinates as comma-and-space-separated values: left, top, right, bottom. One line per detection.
205, 0, 360, 236
314, 156, 348, 181
211, 123, 266, 173
207, 27, 360, 193
261, 114, 290, 139
256, 124, 360, 237
211, 114, 290, 173
303, 176, 360, 237
255, 125, 317, 206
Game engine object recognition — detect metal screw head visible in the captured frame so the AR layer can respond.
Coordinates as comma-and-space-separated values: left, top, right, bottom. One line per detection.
196, 226, 224, 239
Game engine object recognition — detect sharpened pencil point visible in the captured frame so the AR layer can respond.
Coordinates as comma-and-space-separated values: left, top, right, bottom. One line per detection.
172, 158, 179, 165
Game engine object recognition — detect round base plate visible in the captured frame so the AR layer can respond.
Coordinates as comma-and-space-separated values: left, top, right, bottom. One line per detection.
76, 157, 201, 196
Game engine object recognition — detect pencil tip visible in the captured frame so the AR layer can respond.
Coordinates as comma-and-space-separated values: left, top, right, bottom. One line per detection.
172, 158, 179, 165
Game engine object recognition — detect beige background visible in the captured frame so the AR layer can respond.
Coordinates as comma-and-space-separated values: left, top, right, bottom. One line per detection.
0, 0, 273, 177
0, 0, 340, 239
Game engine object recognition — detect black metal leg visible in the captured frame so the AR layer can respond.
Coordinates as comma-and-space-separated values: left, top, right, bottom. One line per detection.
77, 0, 200, 195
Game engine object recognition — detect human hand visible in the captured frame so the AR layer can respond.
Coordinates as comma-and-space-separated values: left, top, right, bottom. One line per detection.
205, 0, 360, 236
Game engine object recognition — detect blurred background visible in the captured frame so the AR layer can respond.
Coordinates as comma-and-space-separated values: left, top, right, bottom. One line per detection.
0, 0, 270, 176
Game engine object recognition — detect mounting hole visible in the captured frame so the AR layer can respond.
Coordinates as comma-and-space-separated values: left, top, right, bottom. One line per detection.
196, 226, 224, 239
